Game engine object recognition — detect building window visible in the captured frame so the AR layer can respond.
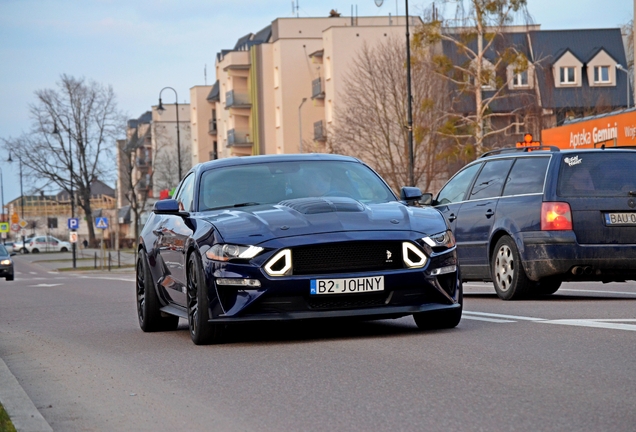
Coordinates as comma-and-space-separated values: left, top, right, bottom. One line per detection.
513, 70, 528, 87
594, 66, 610, 83
560, 67, 576, 84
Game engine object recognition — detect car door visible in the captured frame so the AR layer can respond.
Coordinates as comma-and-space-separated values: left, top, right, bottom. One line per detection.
434, 162, 483, 233
454, 158, 513, 279
46, 236, 60, 251
157, 173, 196, 305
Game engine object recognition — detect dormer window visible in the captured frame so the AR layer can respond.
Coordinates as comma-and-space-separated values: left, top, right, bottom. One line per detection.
560, 67, 576, 84
593, 65, 610, 83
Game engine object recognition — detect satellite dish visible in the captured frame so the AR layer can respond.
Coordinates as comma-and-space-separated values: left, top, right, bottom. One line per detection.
375, 0, 384, 6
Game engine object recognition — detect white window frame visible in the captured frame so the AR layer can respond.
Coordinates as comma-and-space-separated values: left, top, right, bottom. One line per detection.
513, 70, 529, 88
594, 65, 610, 83
560, 66, 576, 84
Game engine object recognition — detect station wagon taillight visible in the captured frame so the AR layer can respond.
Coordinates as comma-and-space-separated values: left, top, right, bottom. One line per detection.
541, 202, 572, 230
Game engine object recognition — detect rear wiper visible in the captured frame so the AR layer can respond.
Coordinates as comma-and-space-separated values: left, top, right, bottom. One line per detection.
232, 202, 261, 208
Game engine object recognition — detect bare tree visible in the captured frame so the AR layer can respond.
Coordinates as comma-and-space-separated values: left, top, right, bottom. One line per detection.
415, 0, 533, 157
1, 74, 124, 246
324, 37, 450, 192
152, 121, 192, 193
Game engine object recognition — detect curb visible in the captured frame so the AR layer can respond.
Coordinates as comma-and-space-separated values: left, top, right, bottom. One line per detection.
0, 358, 52, 432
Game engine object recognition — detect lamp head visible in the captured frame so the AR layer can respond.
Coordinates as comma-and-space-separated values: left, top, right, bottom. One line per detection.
375, 0, 384, 6
157, 98, 165, 113
53, 123, 60, 135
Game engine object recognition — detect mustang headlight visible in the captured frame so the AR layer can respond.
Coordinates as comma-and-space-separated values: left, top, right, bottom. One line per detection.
0, 259, 11, 265
205, 244, 264, 261
422, 230, 455, 250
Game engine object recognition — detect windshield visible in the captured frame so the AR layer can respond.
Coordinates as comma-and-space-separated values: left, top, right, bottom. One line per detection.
558, 152, 636, 197
198, 160, 395, 211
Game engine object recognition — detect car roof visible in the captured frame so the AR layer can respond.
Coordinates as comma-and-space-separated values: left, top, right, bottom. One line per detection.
193, 153, 362, 174
477, 147, 636, 162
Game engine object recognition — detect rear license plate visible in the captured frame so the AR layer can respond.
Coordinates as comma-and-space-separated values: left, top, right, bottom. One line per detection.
604, 213, 636, 226
310, 276, 384, 295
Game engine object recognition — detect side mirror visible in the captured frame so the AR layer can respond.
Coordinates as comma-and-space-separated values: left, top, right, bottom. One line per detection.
419, 193, 433, 206
400, 186, 423, 202
153, 199, 181, 214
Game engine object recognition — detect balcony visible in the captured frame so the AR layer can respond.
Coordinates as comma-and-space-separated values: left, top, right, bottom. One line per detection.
314, 120, 327, 142
209, 118, 217, 135
225, 90, 251, 109
312, 78, 325, 99
227, 129, 253, 147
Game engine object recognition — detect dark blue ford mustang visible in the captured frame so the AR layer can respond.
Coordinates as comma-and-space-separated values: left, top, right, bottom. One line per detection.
137, 154, 462, 344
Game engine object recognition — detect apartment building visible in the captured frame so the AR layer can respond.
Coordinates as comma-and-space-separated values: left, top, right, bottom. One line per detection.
189, 15, 420, 163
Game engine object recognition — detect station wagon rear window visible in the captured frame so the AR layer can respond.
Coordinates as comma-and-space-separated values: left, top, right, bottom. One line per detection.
557, 152, 636, 197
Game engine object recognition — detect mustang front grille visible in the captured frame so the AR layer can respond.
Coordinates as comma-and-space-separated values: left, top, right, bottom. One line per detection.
291, 241, 404, 275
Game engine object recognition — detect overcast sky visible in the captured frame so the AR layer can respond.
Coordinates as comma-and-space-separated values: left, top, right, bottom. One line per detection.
0, 0, 633, 203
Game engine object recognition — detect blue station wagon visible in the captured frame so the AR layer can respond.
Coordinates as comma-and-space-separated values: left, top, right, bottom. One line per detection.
426, 147, 636, 300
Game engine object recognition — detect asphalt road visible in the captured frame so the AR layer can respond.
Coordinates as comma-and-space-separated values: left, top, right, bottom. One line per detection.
1, 254, 635, 431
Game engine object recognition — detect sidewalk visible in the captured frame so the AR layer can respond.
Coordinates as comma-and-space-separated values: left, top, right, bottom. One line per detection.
28, 248, 137, 272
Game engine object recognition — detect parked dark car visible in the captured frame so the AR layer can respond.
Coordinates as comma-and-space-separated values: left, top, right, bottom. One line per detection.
425, 146, 636, 300
0, 244, 15, 281
137, 154, 461, 344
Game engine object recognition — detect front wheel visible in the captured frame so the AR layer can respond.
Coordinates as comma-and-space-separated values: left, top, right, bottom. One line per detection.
6, 275, 13, 281
60, 247, 68, 252
136, 249, 179, 332
187, 253, 226, 345
491, 236, 532, 300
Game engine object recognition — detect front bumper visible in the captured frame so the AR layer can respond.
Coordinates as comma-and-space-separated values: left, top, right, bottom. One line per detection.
203, 249, 460, 323
519, 231, 636, 281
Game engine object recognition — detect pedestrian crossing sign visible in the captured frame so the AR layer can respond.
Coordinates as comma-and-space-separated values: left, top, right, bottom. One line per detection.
95, 217, 109, 229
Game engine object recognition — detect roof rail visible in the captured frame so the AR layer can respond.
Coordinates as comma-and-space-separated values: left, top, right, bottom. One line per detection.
479, 146, 561, 158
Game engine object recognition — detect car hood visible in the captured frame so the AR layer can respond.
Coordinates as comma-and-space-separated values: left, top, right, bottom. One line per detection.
199, 197, 447, 245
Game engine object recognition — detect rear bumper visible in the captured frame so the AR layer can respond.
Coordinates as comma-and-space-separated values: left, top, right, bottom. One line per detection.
519, 231, 636, 281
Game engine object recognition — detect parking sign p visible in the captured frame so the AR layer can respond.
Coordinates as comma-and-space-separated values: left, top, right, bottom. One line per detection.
68, 217, 80, 230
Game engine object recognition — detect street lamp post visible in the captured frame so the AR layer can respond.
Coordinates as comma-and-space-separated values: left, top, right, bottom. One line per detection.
375, 0, 415, 186
7, 153, 25, 249
616, 64, 631, 109
157, 87, 182, 181
298, 98, 307, 153
0, 167, 4, 245
53, 122, 77, 269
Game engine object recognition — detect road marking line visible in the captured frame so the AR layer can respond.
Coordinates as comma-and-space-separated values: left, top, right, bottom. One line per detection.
462, 316, 515, 323
78, 276, 135, 282
464, 311, 545, 321
559, 288, 636, 296
29, 283, 62, 287
541, 320, 636, 332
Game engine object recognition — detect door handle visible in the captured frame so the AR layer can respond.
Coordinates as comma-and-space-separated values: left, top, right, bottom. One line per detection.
485, 209, 494, 218
447, 213, 457, 222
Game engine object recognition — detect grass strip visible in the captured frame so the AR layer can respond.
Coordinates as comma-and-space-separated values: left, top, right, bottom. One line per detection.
0, 403, 17, 432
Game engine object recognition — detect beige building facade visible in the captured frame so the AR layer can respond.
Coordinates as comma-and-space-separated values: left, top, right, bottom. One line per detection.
188, 16, 420, 163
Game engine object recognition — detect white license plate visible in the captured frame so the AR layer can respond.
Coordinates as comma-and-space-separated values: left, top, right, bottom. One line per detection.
310, 276, 384, 295
604, 213, 636, 225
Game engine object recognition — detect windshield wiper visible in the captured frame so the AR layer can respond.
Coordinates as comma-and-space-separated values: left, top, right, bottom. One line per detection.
232, 202, 261, 208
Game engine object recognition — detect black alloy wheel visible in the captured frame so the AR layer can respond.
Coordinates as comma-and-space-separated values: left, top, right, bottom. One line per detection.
413, 283, 463, 330
136, 249, 179, 332
187, 253, 225, 345
491, 236, 532, 300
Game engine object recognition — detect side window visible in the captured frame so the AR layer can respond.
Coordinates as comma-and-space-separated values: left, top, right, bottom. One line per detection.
436, 163, 482, 205
175, 174, 195, 212
502, 157, 549, 196
469, 159, 514, 200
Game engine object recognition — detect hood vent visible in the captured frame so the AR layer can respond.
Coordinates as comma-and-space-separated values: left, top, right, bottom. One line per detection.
278, 197, 364, 214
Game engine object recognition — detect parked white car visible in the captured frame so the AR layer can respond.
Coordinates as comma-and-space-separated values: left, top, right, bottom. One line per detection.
25, 236, 71, 253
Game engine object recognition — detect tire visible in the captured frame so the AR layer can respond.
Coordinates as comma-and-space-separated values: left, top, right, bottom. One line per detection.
136, 249, 179, 332
535, 279, 562, 296
413, 282, 463, 330
31, 248, 39, 254
187, 253, 226, 345
491, 236, 532, 300
61, 247, 68, 252
6, 275, 13, 281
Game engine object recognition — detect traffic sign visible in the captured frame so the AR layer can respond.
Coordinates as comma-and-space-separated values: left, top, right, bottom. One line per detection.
95, 217, 109, 229
0, 222, 8, 233
11, 213, 18, 224
10, 223, 19, 232
68, 217, 80, 230
69, 232, 78, 243
19, 219, 27, 228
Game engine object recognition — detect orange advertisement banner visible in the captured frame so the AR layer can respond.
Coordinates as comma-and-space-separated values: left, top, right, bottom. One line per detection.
541, 110, 636, 149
